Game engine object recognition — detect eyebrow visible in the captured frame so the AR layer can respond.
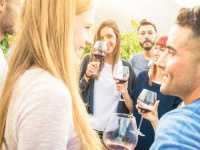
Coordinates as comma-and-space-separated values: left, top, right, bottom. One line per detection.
166, 45, 176, 52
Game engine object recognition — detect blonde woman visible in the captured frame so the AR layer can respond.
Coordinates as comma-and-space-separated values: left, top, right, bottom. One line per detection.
0, 0, 104, 149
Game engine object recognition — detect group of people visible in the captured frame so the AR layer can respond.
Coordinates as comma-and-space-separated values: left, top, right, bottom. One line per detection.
0, 0, 199, 149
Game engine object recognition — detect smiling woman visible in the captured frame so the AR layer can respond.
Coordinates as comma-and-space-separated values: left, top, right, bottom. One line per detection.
74, 7, 95, 62
0, 0, 104, 149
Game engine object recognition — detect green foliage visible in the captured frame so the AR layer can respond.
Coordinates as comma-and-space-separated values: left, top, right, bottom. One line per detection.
120, 19, 142, 60
82, 45, 91, 57
82, 19, 142, 60
0, 33, 9, 55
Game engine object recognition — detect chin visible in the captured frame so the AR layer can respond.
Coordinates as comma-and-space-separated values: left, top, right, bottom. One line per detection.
160, 83, 169, 95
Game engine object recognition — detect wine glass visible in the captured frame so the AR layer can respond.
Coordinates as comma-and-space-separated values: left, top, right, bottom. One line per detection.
103, 113, 138, 150
92, 41, 107, 76
137, 89, 157, 137
113, 65, 129, 101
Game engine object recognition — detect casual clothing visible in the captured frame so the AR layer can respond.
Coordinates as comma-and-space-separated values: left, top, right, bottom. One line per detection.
130, 70, 182, 150
80, 54, 136, 131
150, 99, 200, 150
3, 68, 81, 150
0, 48, 8, 91
129, 52, 150, 77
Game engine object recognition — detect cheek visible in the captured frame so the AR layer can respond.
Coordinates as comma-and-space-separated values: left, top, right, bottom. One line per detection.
166, 59, 188, 77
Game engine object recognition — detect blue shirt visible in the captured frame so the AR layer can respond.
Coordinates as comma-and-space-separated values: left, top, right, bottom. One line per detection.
130, 71, 182, 150
150, 99, 200, 150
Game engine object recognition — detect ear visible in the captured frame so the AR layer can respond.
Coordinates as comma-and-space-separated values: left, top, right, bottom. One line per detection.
0, 0, 5, 12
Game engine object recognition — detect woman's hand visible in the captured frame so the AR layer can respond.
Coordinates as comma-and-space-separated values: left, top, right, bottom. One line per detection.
136, 100, 160, 131
85, 61, 100, 77
115, 80, 128, 94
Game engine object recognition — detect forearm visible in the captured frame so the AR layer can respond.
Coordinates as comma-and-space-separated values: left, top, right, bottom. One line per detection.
121, 90, 134, 113
151, 118, 159, 132
79, 74, 90, 92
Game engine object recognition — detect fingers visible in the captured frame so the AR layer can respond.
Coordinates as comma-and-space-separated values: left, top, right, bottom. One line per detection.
86, 62, 100, 76
153, 100, 160, 110
115, 81, 128, 93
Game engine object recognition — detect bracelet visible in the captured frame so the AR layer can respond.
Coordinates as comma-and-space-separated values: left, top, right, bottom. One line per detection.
85, 73, 91, 78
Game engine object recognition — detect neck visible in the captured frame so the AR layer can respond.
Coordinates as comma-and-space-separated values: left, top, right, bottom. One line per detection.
105, 53, 114, 64
143, 49, 153, 60
183, 87, 200, 105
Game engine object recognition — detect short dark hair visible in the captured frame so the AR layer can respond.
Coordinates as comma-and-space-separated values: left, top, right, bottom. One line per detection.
138, 19, 157, 33
176, 6, 200, 38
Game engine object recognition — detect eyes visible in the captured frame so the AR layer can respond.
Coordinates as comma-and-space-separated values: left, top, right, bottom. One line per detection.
154, 46, 166, 52
140, 31, 154, 36
100, 34, 113, 40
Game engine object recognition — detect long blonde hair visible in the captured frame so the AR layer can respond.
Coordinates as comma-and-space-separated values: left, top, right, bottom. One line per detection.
0, 0, 104, 149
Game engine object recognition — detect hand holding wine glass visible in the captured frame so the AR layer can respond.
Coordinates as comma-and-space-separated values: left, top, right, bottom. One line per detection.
92, 41, 107, 76
137, 89, 157, 136
113, 65, 129, 101
103, 113, 138, 150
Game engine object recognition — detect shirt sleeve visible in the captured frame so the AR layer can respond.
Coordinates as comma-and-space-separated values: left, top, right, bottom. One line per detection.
150, 109, 200, 150
16, 79, 74, 150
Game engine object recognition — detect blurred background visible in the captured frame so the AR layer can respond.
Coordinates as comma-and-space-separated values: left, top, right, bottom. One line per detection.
94, 0, 200, 35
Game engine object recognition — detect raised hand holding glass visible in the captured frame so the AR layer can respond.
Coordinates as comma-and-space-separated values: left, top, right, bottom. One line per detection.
137, 89, 157, 136
92, 41, 107, 76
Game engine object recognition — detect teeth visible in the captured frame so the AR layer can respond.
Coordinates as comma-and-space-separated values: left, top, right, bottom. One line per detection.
162, 76, 167, 80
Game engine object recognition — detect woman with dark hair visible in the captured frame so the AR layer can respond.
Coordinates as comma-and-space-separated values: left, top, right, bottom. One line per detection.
131, 35, 182, 150
79, 19, 136, 138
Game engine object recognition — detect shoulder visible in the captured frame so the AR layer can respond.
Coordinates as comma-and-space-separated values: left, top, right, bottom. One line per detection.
121, 59, 131, 66
121, 60, 136, 76
137, 70, 148, 79
129, 52, 142, 60
151, 103, 200, 149
81, 54, 90, 63
16, 69, 71, 105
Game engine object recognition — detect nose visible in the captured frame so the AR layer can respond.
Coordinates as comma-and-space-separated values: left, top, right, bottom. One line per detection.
156, 51, 167, 69
101, 38, 108, 45
153, 48, 159, 56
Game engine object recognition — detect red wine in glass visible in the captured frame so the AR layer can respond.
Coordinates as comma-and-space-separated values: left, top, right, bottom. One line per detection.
93, 54, 105, 60
137, 89, 157, 136
92, 41, 107, 76
118, 79, 128, 84
93, 41, 107, 60
113, 65, 129, 101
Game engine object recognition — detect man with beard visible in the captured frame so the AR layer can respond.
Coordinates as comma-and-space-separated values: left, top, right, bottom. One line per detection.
0, 0, 20, 55
149, 5, 200, 149
0, 0, 20, 90
129, 19, 157, 76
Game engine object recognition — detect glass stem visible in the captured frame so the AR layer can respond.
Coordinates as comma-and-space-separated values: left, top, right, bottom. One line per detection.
138, 116, 144, 131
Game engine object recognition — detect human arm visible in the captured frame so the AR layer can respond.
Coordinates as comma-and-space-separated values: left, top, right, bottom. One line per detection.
119, 60, 136, 113
79, 55, 100, 92
150, 107, 200, 150
115, 80, 133, 112
16, 76, 77, 149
